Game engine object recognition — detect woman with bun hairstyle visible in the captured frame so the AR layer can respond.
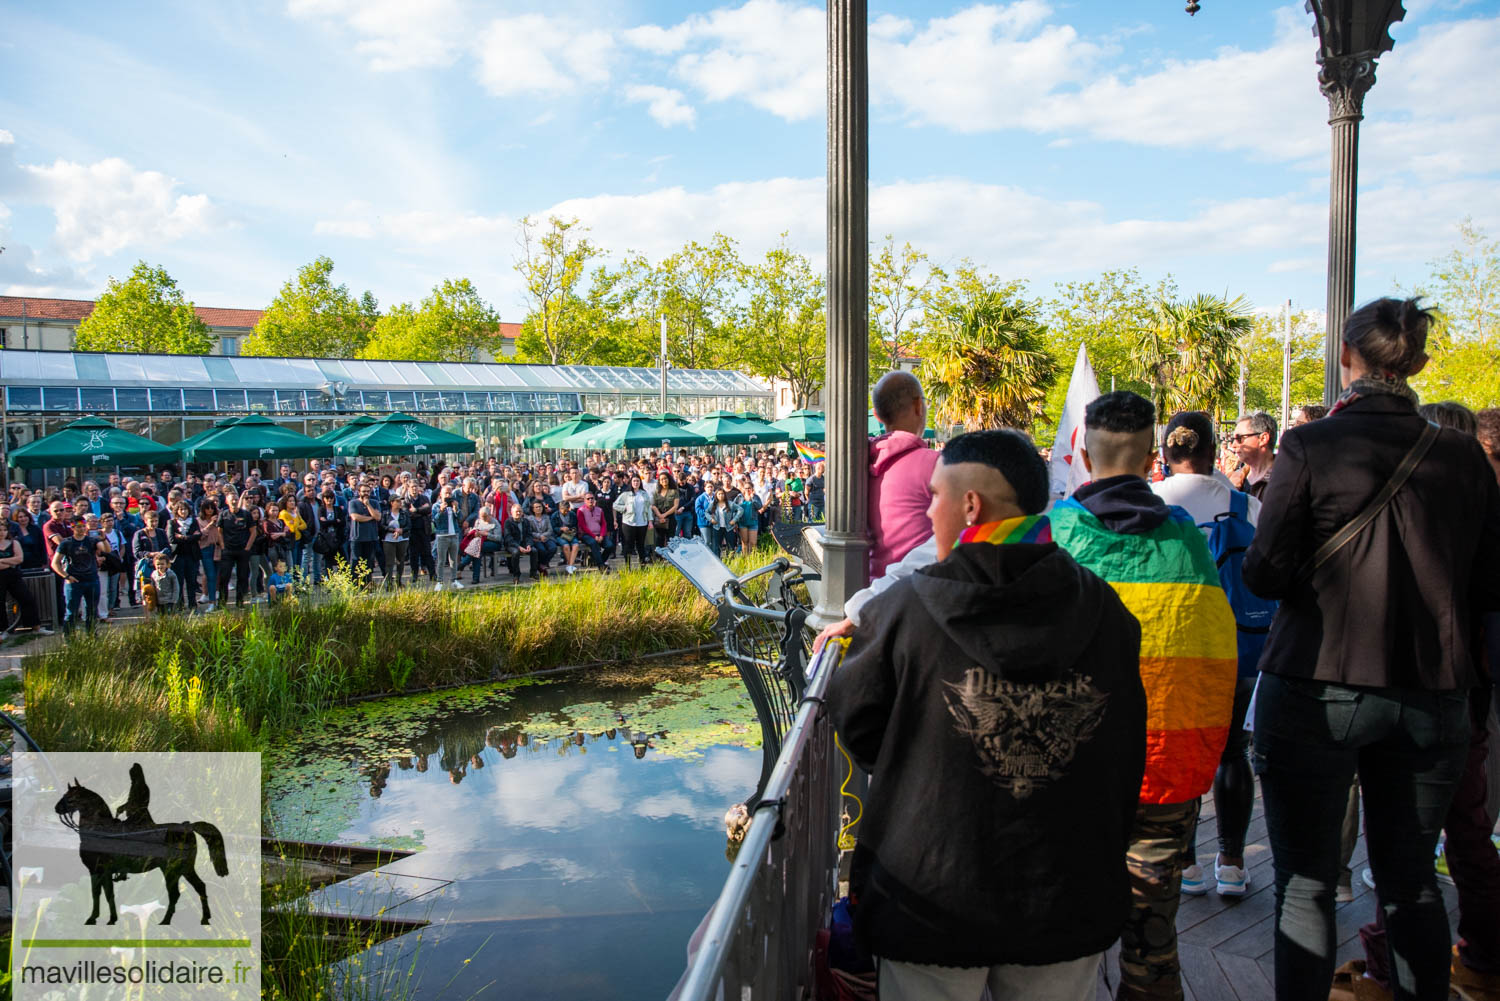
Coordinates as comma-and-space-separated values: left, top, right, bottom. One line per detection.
1243, 297, 1500, 1000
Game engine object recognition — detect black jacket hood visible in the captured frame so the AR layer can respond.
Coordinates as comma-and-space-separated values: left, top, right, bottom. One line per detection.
913, 541, 1103, 682
1072, 474, 1170, 535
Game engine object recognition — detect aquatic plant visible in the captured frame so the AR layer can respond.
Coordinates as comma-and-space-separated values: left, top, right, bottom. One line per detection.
25, 560, 756, 753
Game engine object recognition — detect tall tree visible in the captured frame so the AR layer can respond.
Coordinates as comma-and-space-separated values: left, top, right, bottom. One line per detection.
74, 261, 214, 355
359, 278, 501, 362
1407, 220, 1500, 410
1129, 293, 1253, 421
513, 216, 601, 365
733, 240, 826, 409
1240, 309, 1325, 416
919, 289, 1058, 432
869, 236, 940, 375
243, 256, 373, 358
1042, 269, 1171, 425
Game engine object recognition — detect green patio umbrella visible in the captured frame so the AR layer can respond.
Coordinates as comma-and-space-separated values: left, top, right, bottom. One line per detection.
334, 412, 478, 457
769, 409, 825, 443
7, 416, 181, 469
684, 410, 790, 445
555, 411, 709, 451
314, 415, 377, 445
179, 414, 332, 462
174, 418, 241, 456
523, 413, 604, 448
658, 412, 691, 425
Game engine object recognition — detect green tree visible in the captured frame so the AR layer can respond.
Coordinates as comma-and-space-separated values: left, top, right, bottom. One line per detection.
733, 240, 826, 409
1406, 220, 1500, 410
1041, 269, 1171, 426
243, 256, 373, 358
1240, 309, 1324, 418
74, 261, 214, 354
919, 290, 1058, 432
513, 216, 602, 365
1129, 293, 1253, 422
360, 278, 501, 362
869, 236, 940, 375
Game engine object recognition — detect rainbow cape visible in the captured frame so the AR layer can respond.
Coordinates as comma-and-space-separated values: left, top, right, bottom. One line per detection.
956, 514, 1052, 547
1049, 497, 1237, 805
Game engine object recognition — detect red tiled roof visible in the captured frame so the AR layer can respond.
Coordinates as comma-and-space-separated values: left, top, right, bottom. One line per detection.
0, 296, 518, 338
0, 295, 262, 329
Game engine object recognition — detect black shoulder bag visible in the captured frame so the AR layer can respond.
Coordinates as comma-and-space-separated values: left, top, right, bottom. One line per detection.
1296, 419, 1440, 582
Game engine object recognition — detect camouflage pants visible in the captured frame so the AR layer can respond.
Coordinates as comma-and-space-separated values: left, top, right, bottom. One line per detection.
1119, 798, 1201, 1001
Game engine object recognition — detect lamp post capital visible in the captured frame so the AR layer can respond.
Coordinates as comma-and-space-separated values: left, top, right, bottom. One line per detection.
1318, 51, 1377, 123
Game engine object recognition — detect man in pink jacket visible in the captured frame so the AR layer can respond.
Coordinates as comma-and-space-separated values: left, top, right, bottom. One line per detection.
868, 371, 940, 577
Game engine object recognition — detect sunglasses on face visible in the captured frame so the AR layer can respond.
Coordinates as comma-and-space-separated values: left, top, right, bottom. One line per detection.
1229, 432, 1264, 444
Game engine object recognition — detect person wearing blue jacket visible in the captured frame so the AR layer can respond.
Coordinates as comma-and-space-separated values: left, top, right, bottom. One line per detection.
694, 478, 716, 542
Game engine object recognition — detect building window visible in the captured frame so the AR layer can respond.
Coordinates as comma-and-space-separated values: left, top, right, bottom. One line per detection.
221, 337, 240, 356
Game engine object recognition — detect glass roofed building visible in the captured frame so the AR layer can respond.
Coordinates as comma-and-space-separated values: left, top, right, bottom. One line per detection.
1, 350, 771, 481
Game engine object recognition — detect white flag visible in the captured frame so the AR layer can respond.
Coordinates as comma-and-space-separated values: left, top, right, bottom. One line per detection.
1048, 343, 1101, 497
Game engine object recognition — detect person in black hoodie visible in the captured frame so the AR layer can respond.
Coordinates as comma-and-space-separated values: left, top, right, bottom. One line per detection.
828, 429, 1146, 1001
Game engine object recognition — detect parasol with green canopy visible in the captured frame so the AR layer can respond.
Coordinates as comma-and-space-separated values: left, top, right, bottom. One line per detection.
314, 415, 377, 446
555, 411, 709, 451
6, 416, 182, 469
684, 410, 790, 445
769, 409, 825, 443
178, 414, 332, 462
523, 413, 604, 448
334, 412, 479, 457
658, 412, 691, 425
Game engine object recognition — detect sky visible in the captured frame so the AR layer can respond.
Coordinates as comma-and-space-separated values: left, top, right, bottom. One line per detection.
1, 0, 1497, 323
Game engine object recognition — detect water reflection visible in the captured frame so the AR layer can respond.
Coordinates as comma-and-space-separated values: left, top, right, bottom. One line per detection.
269, 666, 760, 1001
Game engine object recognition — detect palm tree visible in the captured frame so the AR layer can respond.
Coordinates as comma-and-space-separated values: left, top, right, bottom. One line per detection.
919, 294, 1059, 431
1130, 293, 1253, 421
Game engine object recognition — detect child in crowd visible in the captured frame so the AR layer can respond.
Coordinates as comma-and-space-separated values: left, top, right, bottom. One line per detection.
149, 552, 182, 614
266, 560, 294, 602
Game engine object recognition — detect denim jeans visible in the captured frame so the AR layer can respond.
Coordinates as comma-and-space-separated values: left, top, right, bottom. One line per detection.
63, 577, 100, 631
301, 545, 324, 585
1253, 673, 1469, 1001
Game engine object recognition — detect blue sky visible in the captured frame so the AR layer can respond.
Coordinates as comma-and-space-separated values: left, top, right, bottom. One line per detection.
2, 0, 1497, 322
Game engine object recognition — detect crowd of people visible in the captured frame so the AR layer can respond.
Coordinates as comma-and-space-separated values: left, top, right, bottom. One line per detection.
822, 298, 1500, 1001
0, 446, 826, 635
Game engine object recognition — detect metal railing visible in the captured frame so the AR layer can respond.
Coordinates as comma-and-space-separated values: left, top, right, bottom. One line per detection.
673, 640, 845, 1001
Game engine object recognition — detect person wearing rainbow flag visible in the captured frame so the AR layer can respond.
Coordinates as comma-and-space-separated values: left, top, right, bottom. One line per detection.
1049, 391, 1238, 1000
828, 429, 1147, 1001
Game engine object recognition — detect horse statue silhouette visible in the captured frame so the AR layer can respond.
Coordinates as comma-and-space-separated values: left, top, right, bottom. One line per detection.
53, 763, 229, 926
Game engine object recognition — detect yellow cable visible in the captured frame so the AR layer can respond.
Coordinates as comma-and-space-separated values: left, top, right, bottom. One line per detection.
835, 731, 863, 850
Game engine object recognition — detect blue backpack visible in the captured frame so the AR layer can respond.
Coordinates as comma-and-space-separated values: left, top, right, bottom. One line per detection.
1201, 491, 1278, 678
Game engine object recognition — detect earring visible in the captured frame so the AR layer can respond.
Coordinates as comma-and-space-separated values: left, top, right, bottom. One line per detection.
965, 515, 975, 526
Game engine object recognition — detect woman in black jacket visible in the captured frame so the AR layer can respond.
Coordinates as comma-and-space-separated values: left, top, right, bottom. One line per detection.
1243, 297, 1500, 1001
165, 500, 203, 610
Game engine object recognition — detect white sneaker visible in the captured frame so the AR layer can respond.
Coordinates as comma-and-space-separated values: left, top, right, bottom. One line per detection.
433, 583, 443, 592
1181, 864, 1210, 896
205, 603, 216, 613
566, 565, 576, 575
35, 627, 54, 636
1215, 863, 1248, 897
453, 580, 464, 589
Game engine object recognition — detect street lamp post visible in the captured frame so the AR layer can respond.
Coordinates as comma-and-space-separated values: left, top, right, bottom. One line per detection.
813, 0, 871, 627
1306, 0, 1406, 405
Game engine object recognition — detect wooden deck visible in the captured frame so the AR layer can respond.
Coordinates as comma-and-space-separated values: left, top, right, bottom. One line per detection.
1093, 785, 1461, 1000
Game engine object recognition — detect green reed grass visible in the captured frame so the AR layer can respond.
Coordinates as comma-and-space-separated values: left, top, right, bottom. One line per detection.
25, 559, 757, 753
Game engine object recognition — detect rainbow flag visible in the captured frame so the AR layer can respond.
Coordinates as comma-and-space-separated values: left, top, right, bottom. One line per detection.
957, 515, 1052, 547
792, 440, 826, 464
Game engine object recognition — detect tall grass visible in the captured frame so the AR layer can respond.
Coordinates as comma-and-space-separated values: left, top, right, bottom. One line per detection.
25, 561, 743, 753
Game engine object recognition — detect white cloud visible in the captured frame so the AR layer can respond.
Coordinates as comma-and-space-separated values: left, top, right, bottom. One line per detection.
22, 156, 218, 263
286, 0, 471, 71
622, 23, 691, 55
668, 0, 826, 120
475, 14, 614, 96
625, 85, 697, 128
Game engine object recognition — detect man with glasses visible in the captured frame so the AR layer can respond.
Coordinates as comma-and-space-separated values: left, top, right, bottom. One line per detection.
1228, 412, 1277, 500
349, 485, 380, 584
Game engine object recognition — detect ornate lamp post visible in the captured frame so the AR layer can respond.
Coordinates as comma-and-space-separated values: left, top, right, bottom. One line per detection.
1307, 1, 1405, 405
814, 0, 871, 627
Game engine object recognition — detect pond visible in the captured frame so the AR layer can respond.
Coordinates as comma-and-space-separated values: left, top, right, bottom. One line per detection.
264, 660, 761, 1001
